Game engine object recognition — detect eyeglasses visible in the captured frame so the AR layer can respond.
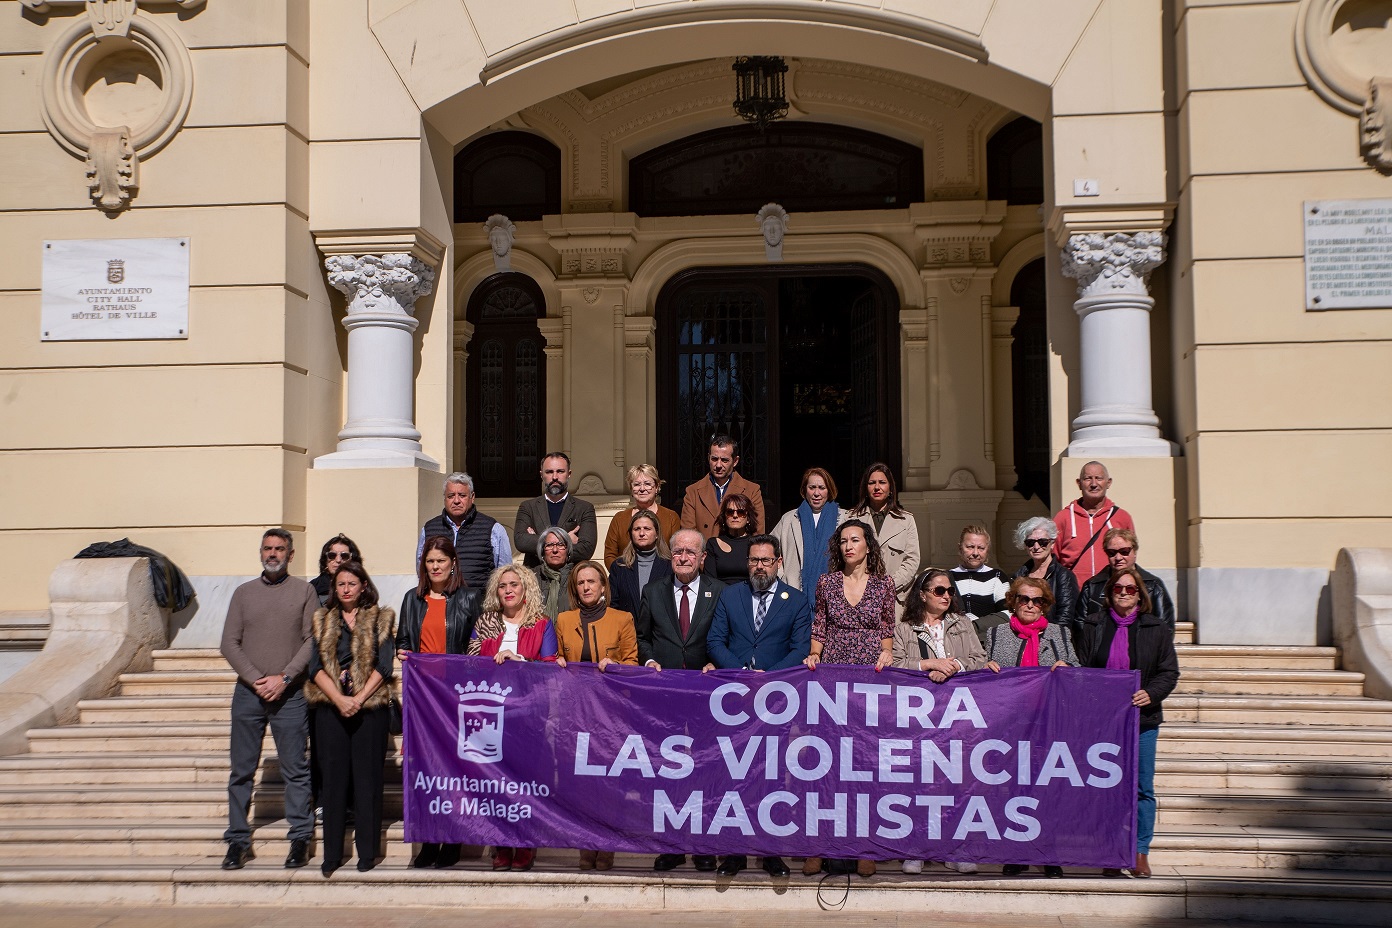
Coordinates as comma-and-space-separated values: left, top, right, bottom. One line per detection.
1016, 595, 1048, 608
925, 585, 953, 597
542, 541, 567, 550
747, 556, 777, 567
1105, 547, 1134, 558
1025, 538, 1052, 548
1112, 584, 1140, 595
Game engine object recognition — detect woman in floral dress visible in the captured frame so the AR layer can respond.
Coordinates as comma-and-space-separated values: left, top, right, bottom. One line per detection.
802, 518, 897, 877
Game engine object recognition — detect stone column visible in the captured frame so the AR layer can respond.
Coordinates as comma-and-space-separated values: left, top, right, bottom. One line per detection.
452, 321, 474, 472
316, 253, 438, 470
990, 304, 1021, 490
1060, 231, 1176, 457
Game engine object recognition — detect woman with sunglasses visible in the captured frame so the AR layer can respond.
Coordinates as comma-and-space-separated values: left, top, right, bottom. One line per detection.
1076, 565, 1179, 880
1011, 516, 1080, 636
893, 568, 988, 876
802, 519, 896, 878
396, 535, 482, 870
984, 575, 1077, 879
702, 492, 758, 584
312, 534, 362, 606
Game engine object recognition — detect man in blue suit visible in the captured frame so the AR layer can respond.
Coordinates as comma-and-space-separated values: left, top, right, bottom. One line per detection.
705, 534, 811, 878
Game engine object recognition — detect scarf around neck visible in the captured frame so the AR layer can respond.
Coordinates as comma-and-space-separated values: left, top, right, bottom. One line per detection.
1107, 607, 1138, 670
537, 561, 564, 618
798, 499, 839, 592
1009, 612, 1051, 667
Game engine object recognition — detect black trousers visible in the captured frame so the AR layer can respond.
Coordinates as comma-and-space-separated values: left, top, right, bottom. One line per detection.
314, 703, 389, 865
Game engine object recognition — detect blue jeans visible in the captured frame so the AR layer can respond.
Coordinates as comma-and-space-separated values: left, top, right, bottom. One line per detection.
1137, 726, 1159, 854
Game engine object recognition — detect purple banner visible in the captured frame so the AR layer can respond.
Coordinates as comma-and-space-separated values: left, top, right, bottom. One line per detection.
401, 655, 1139, 867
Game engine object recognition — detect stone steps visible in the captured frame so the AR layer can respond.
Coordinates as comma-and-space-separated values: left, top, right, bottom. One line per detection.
1172, 669, 1365, 697
116, 670, 237, 696
0, 861, 1389, 926
1173, 646, 1339, 670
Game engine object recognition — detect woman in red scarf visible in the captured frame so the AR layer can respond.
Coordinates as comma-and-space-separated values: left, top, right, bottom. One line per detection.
984, 575, 1077, 879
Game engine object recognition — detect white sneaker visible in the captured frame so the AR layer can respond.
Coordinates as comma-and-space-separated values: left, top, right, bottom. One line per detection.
945, 861, 977, 873
901, 859, 924, 874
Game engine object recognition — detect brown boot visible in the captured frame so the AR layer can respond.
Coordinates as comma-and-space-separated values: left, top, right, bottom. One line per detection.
857, 859, 876, 878
1132, 853, 1151, 878
578, 850, 597, 870
595, 851, 615, 871
802, 857, 823, 876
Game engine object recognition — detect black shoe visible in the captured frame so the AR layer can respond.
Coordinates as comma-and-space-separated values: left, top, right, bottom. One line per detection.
716, 855, 746, 877
1102, 868, 1127, 878
221, 843, 251, 870
433, 844, 461, 869
1002, 864, 1028, 876
653, 853, 685, 871
321, 859, 341, 878
1044, 866, 1064, 878
284, 838, 309, 869
692, 855, 717, 872
762, 855, 790, 878
412, 844, 439, 869
357, 857, 376, 872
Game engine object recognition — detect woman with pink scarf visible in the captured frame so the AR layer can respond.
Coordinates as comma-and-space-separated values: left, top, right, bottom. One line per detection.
984, 575, 1077, 879
1075, 565, 1179, 880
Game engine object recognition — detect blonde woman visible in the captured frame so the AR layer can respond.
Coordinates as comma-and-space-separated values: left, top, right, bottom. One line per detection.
603, 464, 682, 566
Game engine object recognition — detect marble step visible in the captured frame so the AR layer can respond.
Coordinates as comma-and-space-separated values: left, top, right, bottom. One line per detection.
0, 754, 255, 787
4, 816, 1390, 872
1156, 791, 1392, 830
1171, 669, 1365, 697
1, 863, 1390, 927
1157, 725, 1392, 758
148, 649, 229, 672
117, 670, 237, 697
1173, 621, 1194, 645
1160, 695, 1392, 727
77, 696, 232, 725
1154, 756, 1392, 793
1175, 646, 1338, 670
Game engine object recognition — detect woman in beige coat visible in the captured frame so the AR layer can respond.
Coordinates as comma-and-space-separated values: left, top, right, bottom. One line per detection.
842, 463, 920, 616
892, 567, 986, 875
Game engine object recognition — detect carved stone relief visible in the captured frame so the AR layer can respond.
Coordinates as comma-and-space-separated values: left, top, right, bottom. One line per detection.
1061, 232, 1166, 299
484, 214, 516, 272
758, 203, 788, 261
29, 0, 202, 212
1296, 0, 1392, 173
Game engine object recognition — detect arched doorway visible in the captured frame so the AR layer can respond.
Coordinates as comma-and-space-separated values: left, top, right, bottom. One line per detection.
655, 264, 901, 517
465, 273, 547, 497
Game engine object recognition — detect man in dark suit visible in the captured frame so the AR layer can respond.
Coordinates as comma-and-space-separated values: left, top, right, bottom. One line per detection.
679, 435, 765, 540
513, 452, 597, 568
636, 527, 724, 873
705, 533, 811, 879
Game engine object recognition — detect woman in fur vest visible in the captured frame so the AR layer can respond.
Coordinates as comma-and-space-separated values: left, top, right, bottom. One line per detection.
306, 559, 396, 876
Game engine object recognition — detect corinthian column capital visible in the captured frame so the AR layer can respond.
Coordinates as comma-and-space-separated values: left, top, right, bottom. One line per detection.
325, 254, 436, 316
1062, 231, 1166, 299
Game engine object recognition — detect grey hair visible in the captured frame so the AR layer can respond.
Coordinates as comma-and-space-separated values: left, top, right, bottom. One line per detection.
669, 528, 704, 552
444, 472, 474, 492
261, 527, 294, 550
535, 524, 573, 558
1013, 516, 1058, 550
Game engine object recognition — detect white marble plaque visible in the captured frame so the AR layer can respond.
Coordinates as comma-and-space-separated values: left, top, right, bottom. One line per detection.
41, 237, 190, 340
1304, 199, 1392, 310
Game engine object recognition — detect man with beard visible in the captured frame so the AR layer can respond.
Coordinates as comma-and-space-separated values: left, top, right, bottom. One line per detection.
513, 452, 596, 569
418, 472, 512, 590
219, 528, 318, 870
680, 435, 765, 540
706, 534, 811, 879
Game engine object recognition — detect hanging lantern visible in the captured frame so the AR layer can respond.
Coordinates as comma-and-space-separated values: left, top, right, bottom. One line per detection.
732, 56, 789, 130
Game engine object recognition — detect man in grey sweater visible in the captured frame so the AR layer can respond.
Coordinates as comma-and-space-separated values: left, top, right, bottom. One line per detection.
219, 528, 318, 870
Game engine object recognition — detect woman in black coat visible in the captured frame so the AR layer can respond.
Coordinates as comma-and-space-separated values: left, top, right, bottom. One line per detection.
396, 535, 482, 870
1075, 565, 1179, 880
1011, 516, 1080, 634
607, 510, 673, 616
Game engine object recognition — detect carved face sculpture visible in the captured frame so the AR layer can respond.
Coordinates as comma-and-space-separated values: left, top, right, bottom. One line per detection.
762, 215, 784, 247
489, 226, 510, 257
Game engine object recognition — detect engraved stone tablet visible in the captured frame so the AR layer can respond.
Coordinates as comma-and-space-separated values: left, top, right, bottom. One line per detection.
1304, 199, 1392, 310
41, 237, 190, 340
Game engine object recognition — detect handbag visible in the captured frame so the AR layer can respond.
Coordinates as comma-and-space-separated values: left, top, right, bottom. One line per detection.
388, 694, 403, 735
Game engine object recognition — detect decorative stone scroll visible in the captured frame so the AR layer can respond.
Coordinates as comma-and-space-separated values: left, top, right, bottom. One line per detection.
30, 0, 204, 212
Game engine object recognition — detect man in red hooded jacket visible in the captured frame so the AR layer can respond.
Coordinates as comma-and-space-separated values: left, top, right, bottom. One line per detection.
1053, 461, 1136, 586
